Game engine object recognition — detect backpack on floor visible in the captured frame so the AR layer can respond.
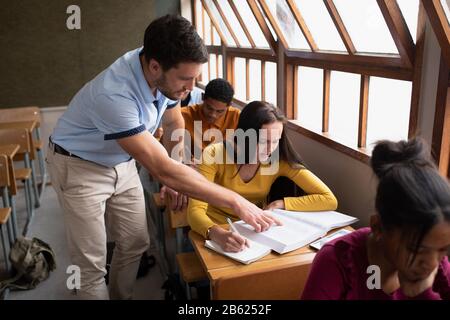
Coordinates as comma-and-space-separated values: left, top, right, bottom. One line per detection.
0, 237, 56, 295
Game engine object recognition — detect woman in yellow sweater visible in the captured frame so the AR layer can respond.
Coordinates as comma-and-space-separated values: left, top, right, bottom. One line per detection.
187, 101, 338, 252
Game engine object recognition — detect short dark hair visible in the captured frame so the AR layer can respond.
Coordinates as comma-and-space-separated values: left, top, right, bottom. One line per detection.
143, 14, 208, 70
204, 78, 234, 105
371, 138, 450, 263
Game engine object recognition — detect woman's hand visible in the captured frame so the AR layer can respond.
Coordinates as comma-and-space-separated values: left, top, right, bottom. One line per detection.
398, 267, 438, 298
264, 200, 285, 211
209, 225, 249, 252
232, 197, 282, 232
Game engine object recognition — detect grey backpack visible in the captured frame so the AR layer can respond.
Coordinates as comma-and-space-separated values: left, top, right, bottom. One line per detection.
0, 237, 56, 294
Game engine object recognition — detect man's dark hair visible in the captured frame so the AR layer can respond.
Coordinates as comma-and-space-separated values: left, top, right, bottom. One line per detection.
203, 78, 234, 105
143, 14, 208, 70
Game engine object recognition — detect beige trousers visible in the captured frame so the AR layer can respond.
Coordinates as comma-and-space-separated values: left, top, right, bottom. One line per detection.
46, 149, 150, 300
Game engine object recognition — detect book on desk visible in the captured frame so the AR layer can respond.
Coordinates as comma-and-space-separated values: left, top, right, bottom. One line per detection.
204, 209, 358, 264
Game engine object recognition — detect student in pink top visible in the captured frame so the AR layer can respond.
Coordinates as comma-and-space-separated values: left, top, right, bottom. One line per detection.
302, 138, 450, 300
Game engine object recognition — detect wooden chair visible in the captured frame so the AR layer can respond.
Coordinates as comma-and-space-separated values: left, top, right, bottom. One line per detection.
176, 252, 208, 299
155, 192, 208, 299
0, 206, 12, 273
212, 262, 312, 300
0, 106, 46, 198
0, 128, 35, 235
0, 155, 14, 272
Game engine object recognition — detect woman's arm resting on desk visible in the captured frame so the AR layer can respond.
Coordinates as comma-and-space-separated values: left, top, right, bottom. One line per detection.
117, 131, 279, 232
281, 164, 338, 211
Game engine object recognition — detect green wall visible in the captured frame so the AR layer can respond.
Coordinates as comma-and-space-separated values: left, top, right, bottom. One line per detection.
0, 0, 179, 108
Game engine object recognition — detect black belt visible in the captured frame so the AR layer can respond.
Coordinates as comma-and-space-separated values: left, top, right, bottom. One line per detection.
49, 139, 81, 159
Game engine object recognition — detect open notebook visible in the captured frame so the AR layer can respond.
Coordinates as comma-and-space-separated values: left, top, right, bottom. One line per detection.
204, 209, 358, 264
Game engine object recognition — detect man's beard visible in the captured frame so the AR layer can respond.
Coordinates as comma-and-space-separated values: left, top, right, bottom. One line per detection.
155, 73, 184, 101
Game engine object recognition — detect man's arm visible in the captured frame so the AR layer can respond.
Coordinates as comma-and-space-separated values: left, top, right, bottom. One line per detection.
117, 130, 279, 232
161, 104, 184, 161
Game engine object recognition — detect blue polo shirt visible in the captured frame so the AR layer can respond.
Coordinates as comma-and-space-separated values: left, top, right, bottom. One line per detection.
51, 47, 178, 167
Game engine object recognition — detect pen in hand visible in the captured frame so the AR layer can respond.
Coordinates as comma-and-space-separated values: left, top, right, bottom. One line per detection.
226, 218, 250, 249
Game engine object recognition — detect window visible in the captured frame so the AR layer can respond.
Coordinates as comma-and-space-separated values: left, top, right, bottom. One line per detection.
440, 0, 450, 24
333, 0, 398, 54
256, 0, 278, 42
191, 0, 421, 163
203, 0, 236, 46
397, 0, 420, 43
231, 0, 270, 48
212, 27, 221, 45
249, 59, 262, 100
260, 0, 309, 49
195, 0, 203, 39
265, 62, 277, 105
201, 58, 209, 85
234, 57, 247, 101
216, 0, 251, 47
293, 0, 346, 51
328, 71, 360, 146
201, 59, 209, 84
217, 54, 223, 78
297, 67, 323, 132
209, 54, 217, 80
366, 77, 412, 148
204, 6, 212, 45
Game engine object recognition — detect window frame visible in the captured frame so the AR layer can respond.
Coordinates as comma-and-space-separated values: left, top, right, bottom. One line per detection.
193, 0, 427, 165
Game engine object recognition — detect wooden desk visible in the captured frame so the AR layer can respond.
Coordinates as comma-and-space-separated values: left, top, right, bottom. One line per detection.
0, 120, 37, 131
0, 121, 37, 159
0, 107, 41, 128
0, 144, 19, 195
189, 226, 354, 299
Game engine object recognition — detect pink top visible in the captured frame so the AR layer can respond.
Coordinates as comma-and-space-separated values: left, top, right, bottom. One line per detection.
301, 227, 450, 300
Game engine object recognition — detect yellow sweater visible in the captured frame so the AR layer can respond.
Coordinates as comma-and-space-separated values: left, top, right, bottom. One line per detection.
187, 143, 338, 238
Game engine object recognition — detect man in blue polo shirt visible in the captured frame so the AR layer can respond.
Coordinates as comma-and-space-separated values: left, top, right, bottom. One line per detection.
47, 14, 279, 300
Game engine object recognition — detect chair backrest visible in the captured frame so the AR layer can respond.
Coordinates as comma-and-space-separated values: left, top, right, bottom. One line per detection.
165, 193, 189, 229
267, 176, 304, 204
0, 106, 41, 127
212, 262, 312, 300
0, 128, 31, 156
0, 154, 9, 189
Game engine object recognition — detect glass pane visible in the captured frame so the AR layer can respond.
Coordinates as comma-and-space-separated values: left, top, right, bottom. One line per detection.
195, 0, 203, 39
297, 67, 323, 132
262, 0, 309, 49
218, 55, 223, 78
204, 7, 212, 45
334, 0, 398, 54
441, 0, 450, 25
234, 58, 247, 101
294, 0, 346, 51
203, 0, 236, 46
231, 0, 270, 48
249, 59, 262, 101
209, 54, 217, 80
329, 71, 360, 146
201, 59, 209, 84
366, 77, 411, 149
265, 62, 277, 105
217, 0, 251, 47
397, 0, 419, 43
256, 1, 278, 41
212, 26, 221, 45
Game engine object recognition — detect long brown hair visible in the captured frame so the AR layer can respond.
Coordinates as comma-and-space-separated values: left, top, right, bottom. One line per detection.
224, 101, 304, 169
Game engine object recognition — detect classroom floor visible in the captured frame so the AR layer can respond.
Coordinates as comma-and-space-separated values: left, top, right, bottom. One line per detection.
0, 182, 167, 300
